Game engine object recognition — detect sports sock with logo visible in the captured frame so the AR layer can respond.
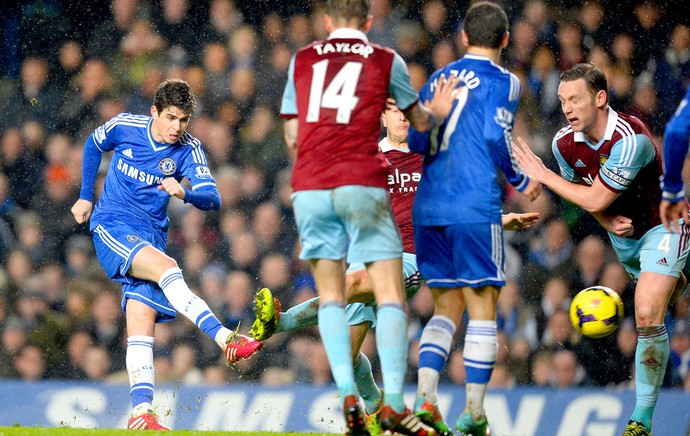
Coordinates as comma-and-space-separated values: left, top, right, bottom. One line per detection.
464, 320, 498, 420
127, 336, 155, 412
417, 315, 456, 406
630, 324, 668, 430
158, 267, 224, 346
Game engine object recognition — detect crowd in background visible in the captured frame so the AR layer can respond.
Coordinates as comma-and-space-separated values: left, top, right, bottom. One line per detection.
0, 0, 689, 393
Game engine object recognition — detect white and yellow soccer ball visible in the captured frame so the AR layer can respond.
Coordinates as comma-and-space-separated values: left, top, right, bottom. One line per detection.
569, 286, 624, 338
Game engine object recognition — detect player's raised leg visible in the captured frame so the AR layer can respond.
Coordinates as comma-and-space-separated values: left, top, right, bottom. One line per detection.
129, 246, 262, 363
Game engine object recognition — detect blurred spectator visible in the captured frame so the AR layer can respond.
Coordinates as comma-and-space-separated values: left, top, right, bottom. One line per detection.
563, 235, 609, 294
1, 57, 61, 131
655, 24, 690, 119
60, 58, 114, 137
152, 0, 198, 64
222, 270, 255, 331
61, 328, 94, 379
84, 291, 126, 371
551, 349, 587, 388
556, 21, 585, 72
0, 317, 25, 378
203, 0, 243, 44
13, 344, 47, 381
53, 40, 85, 94
170, 342, 204, 385
529, 349, 553, 386
81, 345, 112, 381
87, 0, 141, 60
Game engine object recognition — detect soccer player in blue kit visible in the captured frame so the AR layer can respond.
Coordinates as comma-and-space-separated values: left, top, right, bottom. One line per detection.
660, 85, 690, 233
407, 3, 541, 435
71, 79, 262, 430
513, 64, 690, 436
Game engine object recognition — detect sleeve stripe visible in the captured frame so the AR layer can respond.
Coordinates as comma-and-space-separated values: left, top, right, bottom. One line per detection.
508, 73, 521, 102
614, 118, 638, 167
106, 120, 148, 133
192, 182, 216, 190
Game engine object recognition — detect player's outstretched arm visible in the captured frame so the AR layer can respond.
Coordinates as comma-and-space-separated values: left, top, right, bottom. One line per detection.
512, 136, 617, 213
405, 74, 461, 132
660, 200, 689, 233
501, 212, 539, 230
71, 199, 93, 224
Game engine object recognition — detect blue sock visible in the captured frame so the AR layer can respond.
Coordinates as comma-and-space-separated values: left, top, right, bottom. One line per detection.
318, 301, 357, 398
354, 352, 382, 415
417, 315, 455, 406
631, 324, 669, 430
376, 303, 408, 413
278, 297, 320, 333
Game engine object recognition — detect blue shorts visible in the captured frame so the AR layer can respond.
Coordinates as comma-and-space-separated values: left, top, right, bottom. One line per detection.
291, 186, 403, 263
92, 220, 176, 323
414, 223, 505, 289
609, 224, 690, 281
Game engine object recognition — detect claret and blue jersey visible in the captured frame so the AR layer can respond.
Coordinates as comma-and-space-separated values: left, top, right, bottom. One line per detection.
408, 54, 526, 226
81, 113, 219, 232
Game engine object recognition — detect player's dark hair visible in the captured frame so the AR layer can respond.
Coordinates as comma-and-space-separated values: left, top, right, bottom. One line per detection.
560, 63, 608, 101
327, 0, 371, 28
463, 2, 509, 49
153, 79, 197, 115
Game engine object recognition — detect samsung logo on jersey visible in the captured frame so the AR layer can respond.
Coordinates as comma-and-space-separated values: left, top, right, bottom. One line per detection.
116, 159, 164, 185
431, 69, 480, 92
312, 42, 374, 58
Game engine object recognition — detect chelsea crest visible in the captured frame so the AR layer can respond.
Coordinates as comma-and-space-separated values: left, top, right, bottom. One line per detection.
159, 158, 176, 175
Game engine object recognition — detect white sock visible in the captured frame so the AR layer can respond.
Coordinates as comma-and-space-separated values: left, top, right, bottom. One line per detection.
159, 267, 225, 348
127, 336, 155, 414
417, 315, 456, 404
214, 327, 233, 349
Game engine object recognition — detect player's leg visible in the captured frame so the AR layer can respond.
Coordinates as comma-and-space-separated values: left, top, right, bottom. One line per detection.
612, 225, 689, 436
92, 222, 260, 364
414, 286, 462, 436
125, 298, 170, 431
129, 245, 261, 362
250, 266, 373, 341
292, 189, 367, 435
455, 284, 499, 435
337, 185, 434, 435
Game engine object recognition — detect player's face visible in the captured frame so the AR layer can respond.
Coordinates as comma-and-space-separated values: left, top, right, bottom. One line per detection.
382, 105, 410, 143
150, 106, 191, 144
558, 79, 598, 133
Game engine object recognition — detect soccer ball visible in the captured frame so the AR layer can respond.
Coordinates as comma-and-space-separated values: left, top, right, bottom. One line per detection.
569, 286, 624, 338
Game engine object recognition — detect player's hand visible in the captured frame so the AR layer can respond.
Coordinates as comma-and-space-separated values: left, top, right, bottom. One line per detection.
522, 178, 542, 202
502, 212, 540, 230
71, 199, 93, 224
660, 199, 689, 233
424, 73, 462, 120
512, 137, 550, 184
158, 177, 185, 200
594, 212, 634, 237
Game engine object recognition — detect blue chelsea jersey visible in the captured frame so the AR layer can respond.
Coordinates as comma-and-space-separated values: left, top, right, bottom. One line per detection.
409, 54, 527, 225
90, 113, 217, 230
